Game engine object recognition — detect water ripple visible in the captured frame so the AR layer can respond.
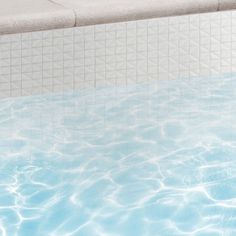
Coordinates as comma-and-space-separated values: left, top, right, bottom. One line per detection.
0, 74, 236, 235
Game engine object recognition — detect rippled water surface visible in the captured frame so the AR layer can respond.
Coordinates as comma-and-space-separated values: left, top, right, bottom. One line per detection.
1, 75, 236, 236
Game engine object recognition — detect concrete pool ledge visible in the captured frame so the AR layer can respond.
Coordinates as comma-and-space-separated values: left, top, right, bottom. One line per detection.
53, 0, 220, 26
0, 0, 75, 35
1, 0, 236, 34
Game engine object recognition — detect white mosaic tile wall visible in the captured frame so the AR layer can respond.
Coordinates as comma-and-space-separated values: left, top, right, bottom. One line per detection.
0, 10, 236, 98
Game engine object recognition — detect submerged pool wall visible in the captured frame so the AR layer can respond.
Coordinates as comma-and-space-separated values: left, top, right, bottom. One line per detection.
0, 10, 235, 98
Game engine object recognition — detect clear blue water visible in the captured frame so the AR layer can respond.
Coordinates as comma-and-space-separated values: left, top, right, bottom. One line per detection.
1, 75, 236, 236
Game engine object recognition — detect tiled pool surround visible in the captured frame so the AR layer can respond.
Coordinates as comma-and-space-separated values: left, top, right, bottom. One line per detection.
0, 10, 236, 98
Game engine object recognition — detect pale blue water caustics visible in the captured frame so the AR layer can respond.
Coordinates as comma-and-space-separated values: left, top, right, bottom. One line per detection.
1, 75, 236, 236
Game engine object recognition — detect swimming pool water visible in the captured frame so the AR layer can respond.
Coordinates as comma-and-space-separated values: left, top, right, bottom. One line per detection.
1, 75, 236, 236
